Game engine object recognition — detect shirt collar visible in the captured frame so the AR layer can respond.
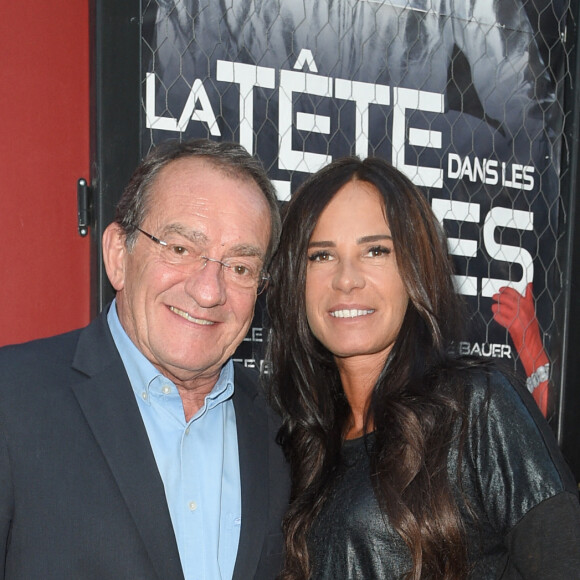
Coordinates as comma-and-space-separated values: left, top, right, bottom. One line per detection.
107, 299, 235, 407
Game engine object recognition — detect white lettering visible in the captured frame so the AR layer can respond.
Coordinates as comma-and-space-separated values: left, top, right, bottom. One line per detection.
145, 72, 179, 131
486, 159, 499, 185
482, 207, 534, 297
502, 162, 535, 190
392, 87, 444, 188
455, 342, 513, 358
178, 79, 221, 135
446, 154, 501, 186
447, 153, 462, 179
216, 60, 275, 153
523, 165, 534, 190
278, 69, 333, 173
293, 49, 318, 73
431, 199, 480, 296
334, 78, 390, 159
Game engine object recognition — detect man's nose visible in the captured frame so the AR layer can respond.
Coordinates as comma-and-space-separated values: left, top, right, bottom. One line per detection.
184, 258, 227, 307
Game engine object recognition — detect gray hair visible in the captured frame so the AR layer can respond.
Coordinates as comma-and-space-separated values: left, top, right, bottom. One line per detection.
114, 139, 281, 265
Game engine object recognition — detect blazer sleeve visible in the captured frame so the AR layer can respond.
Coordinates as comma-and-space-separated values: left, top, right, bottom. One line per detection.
0, 418, 13, 580
464, 370, 580, 575
505, 491, 580, 579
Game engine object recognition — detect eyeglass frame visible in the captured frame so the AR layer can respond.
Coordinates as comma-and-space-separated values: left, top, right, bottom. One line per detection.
133, 226, 271, 294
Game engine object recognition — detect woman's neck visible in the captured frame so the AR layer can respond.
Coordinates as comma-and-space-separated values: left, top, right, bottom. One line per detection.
336, 355, 384, 439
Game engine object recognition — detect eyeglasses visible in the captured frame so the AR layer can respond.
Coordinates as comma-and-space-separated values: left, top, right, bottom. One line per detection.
135, 227, 270, 294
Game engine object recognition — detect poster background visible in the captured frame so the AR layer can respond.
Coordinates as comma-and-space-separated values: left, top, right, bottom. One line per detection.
139, 0, 569, 418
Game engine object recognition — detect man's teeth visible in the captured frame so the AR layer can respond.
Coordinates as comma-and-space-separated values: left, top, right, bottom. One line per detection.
330, 309, 374, 318
170, 306, 214, 325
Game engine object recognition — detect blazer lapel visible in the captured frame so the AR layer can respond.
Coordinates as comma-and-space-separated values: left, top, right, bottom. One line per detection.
232, 368, 271, 580
70, 313, 185, 580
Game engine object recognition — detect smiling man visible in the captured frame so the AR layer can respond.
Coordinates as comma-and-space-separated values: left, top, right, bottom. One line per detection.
0, 139, 289, 580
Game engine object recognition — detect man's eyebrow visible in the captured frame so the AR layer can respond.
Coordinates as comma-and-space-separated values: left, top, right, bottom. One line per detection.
161, 224, 208, 244
160, 225, 265, 260
227, 244, 265, 260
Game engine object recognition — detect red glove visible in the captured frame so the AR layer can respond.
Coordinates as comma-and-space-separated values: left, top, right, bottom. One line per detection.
491, 282, 549, 415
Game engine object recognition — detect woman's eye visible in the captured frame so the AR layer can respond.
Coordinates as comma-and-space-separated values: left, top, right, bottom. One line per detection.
367, 246, 391, 257
308, 251, 333, 262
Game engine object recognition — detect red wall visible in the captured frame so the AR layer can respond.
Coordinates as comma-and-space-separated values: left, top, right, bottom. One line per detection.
0, 2, 90, 345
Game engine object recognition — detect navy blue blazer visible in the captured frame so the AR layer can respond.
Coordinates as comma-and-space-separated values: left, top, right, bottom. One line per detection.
0, 310, 289, 579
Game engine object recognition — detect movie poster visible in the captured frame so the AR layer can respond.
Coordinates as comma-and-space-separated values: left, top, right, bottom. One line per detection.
141, 0, 568, 416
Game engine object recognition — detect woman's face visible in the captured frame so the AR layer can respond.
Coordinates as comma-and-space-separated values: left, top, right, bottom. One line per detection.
305, 180, 409, 367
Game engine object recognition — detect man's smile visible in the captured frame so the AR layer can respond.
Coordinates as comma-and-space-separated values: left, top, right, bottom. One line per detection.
169, 305, 215, 325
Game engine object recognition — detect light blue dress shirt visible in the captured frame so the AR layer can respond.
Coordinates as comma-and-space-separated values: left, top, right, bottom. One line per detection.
108, 301, 241, 580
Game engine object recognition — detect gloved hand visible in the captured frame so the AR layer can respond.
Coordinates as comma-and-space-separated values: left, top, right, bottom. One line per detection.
491, 282, 549, 415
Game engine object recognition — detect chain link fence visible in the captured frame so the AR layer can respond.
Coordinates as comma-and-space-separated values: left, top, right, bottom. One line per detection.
139, 0, 575, 420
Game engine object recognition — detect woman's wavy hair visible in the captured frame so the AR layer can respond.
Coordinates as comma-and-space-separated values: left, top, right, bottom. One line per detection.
266, 156, 477, 580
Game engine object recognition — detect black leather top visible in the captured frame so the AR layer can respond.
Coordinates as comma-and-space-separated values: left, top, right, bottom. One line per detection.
308, 371, 580, 579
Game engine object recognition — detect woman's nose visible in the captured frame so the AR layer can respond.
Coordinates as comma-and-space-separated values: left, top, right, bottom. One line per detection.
332, 259, 365, 292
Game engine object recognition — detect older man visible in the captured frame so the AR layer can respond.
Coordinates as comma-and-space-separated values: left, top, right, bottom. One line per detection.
0, 139, 289, 579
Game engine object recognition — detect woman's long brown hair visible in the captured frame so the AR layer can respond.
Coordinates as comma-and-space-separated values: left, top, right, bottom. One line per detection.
267, 157, 481, 579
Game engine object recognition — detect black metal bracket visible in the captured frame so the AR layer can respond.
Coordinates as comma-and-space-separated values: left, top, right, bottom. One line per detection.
77, 177, 92, 237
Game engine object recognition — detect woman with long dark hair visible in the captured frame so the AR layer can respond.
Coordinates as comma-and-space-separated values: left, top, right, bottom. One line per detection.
266, 156, 580, 579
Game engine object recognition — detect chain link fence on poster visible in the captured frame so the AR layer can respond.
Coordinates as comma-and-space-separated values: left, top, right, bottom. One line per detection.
140, 0, 570, 410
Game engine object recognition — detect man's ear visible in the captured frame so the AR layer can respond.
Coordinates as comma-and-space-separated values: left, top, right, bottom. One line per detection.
102, 223, 127, 291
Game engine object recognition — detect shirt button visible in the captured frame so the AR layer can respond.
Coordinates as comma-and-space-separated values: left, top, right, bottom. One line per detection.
141, 392, 148, 401
185, 427, 190, 435
188, 501, 197, 511
162, 385, 171, 395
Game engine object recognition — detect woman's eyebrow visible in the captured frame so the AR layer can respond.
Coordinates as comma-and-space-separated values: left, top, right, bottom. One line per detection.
357, 234, 392, 244
308, 234, 392, 248
308, 240, 336, 248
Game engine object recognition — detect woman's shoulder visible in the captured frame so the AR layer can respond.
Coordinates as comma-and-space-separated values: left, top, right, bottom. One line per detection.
456, 363, 544, 438
433, 358, 518, 410
443, 359, 525, 409
458, 363, 542, 425
454, 360, 578, 496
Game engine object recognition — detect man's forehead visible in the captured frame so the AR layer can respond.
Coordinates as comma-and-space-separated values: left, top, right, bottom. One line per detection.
154, 156, 256, 190
141, 157, 271, 250
144, 157, 265, 214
